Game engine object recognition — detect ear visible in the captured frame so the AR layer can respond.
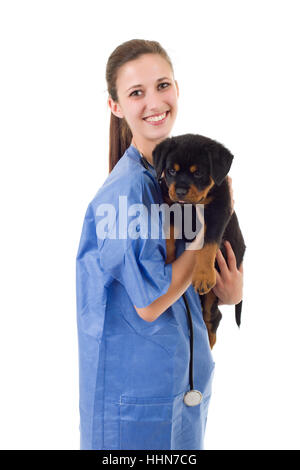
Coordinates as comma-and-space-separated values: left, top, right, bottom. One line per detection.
108, 95, 124, 119
208, 144, 234, 185
152, 138, 176, 181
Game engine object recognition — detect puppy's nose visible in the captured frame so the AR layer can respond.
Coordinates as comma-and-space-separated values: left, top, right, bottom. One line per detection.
176, 187, 188, 197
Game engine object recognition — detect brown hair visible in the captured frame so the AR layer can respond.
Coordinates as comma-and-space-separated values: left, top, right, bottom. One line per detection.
105, 39, 174, 172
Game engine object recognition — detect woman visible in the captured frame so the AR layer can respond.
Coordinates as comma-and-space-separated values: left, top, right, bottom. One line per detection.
76, 39, 243, 450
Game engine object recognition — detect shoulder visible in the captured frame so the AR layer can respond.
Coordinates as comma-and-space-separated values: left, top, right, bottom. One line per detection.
90, 173, 144, 215
89, 159, 142, 208
90, 170, 161, 215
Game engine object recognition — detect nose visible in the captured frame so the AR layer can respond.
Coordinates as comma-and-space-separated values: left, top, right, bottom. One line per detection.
145, 89, 164, 112
176, 187, 188, 197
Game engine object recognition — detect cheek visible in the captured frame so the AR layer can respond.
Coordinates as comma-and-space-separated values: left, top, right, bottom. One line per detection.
163, 171, 171, 184
167, 89, 178, 109
131, 105, 143, 120
123, 101, 144, 121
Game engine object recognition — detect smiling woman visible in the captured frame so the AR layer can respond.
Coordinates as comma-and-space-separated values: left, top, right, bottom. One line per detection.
76, 39, 217, 451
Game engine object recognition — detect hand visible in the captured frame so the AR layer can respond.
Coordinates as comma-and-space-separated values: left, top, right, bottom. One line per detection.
227, 175, 234, 215
212, 240, 243, 305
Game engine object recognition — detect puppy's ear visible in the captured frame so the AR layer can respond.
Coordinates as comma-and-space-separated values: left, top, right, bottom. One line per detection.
152, 138, 175, 181
208, 144, 234, 185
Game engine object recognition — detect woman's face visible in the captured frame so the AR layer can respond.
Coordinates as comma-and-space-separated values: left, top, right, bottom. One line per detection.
109, 53, 179, 148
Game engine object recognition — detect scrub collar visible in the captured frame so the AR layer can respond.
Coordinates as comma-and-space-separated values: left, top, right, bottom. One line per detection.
127, 144, 157, 178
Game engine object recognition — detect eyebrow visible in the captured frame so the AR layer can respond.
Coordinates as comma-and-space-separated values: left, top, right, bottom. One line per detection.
126, 77, 171, 92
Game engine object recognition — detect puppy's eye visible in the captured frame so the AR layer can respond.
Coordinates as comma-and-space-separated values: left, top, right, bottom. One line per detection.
168, 168, 176, 176
193, 171, 208, 185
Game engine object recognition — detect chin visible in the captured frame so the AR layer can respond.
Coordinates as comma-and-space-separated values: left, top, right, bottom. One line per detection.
149, 126, 173, 139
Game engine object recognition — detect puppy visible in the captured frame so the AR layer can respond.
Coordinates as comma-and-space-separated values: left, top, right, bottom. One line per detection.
152, 133, 246, 348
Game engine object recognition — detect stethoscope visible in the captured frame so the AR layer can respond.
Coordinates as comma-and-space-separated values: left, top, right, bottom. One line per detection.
138, 149, 203, 407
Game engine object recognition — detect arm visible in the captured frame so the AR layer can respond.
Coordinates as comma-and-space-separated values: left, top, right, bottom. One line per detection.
135, 176, 238, 320
134, 248, 196, 322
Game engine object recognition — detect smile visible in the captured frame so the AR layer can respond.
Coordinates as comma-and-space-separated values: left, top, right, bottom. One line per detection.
144, 111, 169, 124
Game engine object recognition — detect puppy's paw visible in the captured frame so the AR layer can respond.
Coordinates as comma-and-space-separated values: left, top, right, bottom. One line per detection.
192, 267, 216, 294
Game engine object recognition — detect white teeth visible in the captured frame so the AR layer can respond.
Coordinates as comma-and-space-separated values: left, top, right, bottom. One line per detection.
145, 112, 167, 122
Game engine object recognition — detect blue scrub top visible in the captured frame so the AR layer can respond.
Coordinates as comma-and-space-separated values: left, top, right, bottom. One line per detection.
76, 144, 215, 450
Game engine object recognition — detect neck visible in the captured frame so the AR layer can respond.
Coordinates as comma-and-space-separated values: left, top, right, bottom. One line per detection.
131, 138, 163, 166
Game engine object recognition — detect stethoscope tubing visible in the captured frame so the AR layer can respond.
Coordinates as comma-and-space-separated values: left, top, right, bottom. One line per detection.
140, 152, 199, 402
182, 292, 194, 391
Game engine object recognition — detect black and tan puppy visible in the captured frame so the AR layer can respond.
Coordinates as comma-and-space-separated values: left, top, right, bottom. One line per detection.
152, 133, 246, 348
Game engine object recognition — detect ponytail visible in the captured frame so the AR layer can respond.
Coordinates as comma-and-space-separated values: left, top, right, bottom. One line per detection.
108, 113, 132, 173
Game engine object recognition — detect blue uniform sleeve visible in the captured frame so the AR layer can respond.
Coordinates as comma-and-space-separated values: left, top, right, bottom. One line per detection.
96, 175, 172, 308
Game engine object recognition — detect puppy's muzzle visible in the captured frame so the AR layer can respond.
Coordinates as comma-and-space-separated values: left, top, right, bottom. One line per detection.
175, 187, 189, 198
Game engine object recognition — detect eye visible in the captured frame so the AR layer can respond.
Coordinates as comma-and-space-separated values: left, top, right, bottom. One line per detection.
129, 82, 170, 97
193, 171, 209, 184
168, 168, 176, 176
158, 82, 170, 90
129, 90, 142, 97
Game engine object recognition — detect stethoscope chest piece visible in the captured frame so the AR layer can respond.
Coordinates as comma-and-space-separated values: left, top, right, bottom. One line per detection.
184, 390, 203, 407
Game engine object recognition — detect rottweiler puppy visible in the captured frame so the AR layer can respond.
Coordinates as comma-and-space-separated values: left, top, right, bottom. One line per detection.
152, 133, 246, 348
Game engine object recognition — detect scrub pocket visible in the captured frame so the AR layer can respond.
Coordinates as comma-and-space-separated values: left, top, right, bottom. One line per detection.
119, 393, 184, 450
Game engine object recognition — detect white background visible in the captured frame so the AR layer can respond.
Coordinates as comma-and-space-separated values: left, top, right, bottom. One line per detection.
1, 0, 299, 450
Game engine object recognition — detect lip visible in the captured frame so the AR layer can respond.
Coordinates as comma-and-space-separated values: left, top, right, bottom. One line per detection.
177, 200, 189, 204
143, 110, 170, 125
176, 198, 195, 204
170, 198, 187, 204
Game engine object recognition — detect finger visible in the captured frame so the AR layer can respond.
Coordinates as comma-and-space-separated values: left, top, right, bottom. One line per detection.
231, 200, 234, 215
212, 273, 223, 298
224, 240, 237, 271
226, 177, 234, 214
227, 176, 233, 194
212, 286, 219, 297
215, 269, 222, 285
238, 261, 244, 274
215, 248, 229, 277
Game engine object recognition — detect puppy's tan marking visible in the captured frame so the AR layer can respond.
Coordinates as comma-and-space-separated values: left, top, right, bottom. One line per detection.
168, 178, 215, 204
189, 165, 197, 173
202, 290, 219, 349
193, 177, 215, 202
174, 163, 180, 171
192, 241, 218, 294
168, 182, 177, 201
165, 223, 176, 264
